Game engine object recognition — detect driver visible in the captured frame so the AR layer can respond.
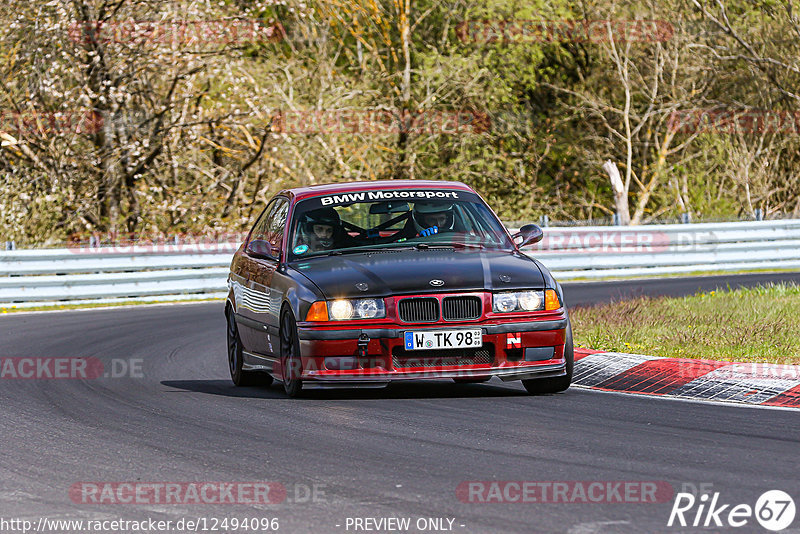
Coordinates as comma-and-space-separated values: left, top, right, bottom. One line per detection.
411, 201, 455, 237
298, 207, 343, 251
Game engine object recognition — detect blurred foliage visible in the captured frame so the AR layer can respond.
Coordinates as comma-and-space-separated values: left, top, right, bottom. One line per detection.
1, 0, 799, 245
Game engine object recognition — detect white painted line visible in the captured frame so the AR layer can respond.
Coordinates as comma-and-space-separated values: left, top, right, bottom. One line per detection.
571, 384, 800, 412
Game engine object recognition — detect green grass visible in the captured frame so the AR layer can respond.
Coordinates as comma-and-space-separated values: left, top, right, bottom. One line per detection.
560, 267, 800, 282
0, 297, 223, 314
571, 283, 800, 364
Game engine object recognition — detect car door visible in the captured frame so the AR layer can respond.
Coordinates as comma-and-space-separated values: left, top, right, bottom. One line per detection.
236, 196, 288, 358
258, 197, 290, 356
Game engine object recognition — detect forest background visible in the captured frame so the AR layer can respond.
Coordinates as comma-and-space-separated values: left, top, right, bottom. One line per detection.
2, 0, 799, 245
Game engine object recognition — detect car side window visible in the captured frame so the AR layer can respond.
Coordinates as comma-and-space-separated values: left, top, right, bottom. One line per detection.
266, 199, 289, 251
249, 197, 288, 258
249, 199, 279, 244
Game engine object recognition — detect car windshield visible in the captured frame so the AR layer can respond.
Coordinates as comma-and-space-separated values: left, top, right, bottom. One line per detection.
287, 189, 514, 259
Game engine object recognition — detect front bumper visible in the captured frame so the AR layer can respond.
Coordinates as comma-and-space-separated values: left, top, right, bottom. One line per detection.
294, 314, 569, 387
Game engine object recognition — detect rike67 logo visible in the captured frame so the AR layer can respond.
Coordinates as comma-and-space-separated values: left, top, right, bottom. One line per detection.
669, 489, 796, 531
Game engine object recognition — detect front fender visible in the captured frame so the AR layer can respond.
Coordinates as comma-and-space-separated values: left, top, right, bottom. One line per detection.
281, 268, 325, 321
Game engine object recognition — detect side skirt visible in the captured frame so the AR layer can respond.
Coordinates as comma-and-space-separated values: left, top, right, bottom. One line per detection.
242, 351, 278, 373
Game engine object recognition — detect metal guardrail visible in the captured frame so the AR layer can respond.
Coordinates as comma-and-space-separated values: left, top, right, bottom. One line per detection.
519, 219, 800, 279
1, 220, 799, 307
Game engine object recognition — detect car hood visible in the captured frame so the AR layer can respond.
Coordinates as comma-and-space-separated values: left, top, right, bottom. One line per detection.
289, 249, 545, 299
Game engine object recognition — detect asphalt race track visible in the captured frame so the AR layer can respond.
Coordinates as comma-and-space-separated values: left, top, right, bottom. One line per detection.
1, 274, 799, 534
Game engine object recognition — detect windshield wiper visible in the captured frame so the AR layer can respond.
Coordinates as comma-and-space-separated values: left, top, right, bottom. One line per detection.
313, 242, 486, 257
415, 243, 486, 250
325, 246, 412, 256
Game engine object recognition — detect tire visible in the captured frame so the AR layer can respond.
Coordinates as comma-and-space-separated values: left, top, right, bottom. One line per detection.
279, 308, 304, 397
227, 309, 270, 387
522, 320, 574, 395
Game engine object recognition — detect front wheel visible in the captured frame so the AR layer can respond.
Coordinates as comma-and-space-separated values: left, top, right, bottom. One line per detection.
522, 321, 574, 395
279, 309, 304, 397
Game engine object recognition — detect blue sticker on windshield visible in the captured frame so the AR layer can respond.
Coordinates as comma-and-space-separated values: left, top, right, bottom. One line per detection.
293, 244, 309, 255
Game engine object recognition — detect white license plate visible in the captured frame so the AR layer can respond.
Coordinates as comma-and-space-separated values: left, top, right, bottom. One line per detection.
403, 329, 483, 351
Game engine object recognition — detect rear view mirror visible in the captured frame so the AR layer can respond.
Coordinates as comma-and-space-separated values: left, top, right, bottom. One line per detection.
369, 201, 410, 215
247, 239, 276, 259
513, 224, 544, 248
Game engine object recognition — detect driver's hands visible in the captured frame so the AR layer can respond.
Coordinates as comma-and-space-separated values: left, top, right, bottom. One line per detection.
418, 226, 439, 237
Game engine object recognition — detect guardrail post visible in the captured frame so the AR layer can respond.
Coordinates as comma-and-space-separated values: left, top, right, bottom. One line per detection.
5, 241, 15, 250
612, 213, 621, 226
540, 215, 549, 227
754, 208, 764, 221
680, 213, 691, 224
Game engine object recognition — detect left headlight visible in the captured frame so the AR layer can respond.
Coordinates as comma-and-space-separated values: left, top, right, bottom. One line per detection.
328, 298, 386, 320
493, 290, 560, 312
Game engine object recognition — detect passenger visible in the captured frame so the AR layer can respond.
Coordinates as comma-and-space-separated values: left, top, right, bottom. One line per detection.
398, 201, 456, 238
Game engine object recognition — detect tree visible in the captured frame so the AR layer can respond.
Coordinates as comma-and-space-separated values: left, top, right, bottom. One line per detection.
545, 2, 711, 224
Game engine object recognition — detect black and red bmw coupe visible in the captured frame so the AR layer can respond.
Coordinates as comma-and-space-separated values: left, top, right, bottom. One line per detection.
225, 180, 572, 397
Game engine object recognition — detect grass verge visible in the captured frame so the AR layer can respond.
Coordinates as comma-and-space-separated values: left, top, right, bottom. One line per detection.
559, 267, 800, 282
0, 297, 223, 314
571, 283, 800, 364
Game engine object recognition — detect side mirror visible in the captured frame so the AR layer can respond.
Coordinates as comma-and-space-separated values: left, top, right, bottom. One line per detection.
513, 224, 544, 248
247, 239, 276, 260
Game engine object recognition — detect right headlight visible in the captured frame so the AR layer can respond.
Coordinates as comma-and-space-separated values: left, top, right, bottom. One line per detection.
493, 290, 560, 312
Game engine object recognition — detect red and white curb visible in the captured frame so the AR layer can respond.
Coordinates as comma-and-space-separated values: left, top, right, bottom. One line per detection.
573, 349, 800, 408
